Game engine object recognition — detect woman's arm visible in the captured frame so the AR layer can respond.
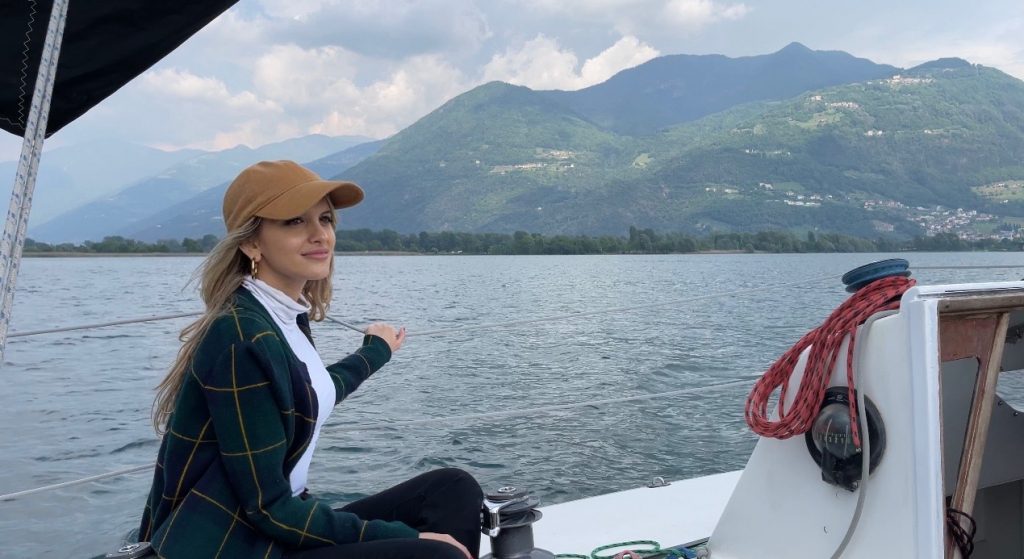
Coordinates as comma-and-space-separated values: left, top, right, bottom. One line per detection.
326, 323, 405, 405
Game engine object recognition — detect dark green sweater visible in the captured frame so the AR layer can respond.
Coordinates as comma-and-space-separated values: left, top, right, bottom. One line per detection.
139, 288, 418, 559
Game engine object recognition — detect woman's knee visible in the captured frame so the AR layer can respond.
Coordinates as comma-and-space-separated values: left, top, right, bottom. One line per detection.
438, 468, 483, 503
417, 468, 482, 499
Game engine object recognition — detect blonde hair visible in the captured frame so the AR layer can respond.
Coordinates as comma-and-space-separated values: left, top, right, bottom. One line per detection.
152, 214, 336, 434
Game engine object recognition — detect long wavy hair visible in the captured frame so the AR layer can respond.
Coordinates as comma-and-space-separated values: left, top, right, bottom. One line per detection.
151, 213, 336, 434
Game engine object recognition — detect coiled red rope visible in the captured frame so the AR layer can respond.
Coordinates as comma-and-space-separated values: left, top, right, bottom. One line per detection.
745, 275, 916, 446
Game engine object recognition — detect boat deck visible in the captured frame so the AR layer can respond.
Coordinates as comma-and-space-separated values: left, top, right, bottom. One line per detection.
480, 471, 741, 556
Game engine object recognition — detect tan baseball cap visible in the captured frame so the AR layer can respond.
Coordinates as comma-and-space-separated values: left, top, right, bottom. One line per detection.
222, 160, 364, 232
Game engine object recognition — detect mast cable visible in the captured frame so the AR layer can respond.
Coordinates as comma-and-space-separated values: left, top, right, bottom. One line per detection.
0, 376, 755, 502
12, 273, 838, 339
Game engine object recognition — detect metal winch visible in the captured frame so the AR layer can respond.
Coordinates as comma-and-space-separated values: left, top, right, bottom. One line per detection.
481, 485, 553, 559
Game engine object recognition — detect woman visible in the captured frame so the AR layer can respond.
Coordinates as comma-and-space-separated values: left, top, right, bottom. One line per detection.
138, 160, 482, 559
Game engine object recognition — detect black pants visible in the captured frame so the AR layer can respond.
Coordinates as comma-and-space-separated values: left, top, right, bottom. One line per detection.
284, 468, 483, 559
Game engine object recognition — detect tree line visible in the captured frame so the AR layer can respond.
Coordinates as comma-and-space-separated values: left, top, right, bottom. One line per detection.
21, 228, 1022, 255
24, 234, 220, 254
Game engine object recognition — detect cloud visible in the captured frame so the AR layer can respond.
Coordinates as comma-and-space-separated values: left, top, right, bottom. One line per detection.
483, 35, 659, 90
252, 45, 361, 106
515, 0, 750, 33
141, 69, 281, 114
256, 0, 329, 19
908, 42, 1024, 79
300, 54, 473, 138
580, 36, 661, 85
136, 69, 285, 150
854, 17, 1024, 81
138, 44, 468, 149
264, 0, 492, 59
250, 45, 470, 136
662, 0, 750, 28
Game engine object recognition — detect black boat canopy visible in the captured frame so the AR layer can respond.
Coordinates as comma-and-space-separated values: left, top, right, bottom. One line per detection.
0, 0, 238, 138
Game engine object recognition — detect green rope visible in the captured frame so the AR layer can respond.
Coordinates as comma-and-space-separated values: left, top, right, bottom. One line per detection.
555, 539, 699, 559
590, 540, 661, 559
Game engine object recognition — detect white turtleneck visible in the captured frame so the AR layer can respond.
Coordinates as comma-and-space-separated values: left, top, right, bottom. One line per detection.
242, 277, 336, 496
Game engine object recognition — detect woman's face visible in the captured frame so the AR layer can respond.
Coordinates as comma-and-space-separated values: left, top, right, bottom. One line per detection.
245, 198, 336, 300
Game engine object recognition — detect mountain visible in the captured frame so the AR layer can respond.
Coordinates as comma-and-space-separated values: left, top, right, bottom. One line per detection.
29, 134, 372, 242
125, 140, 383, 241
338, 81, 639, 234
332, 58, 1024, 237
0, 140, 202, 225
626, 60, 1024, 237
58, 46, 1024, 242
304, 140, 384, 179
541, 42, 898, 136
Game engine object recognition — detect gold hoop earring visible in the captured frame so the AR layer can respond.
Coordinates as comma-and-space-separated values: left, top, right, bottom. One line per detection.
251, 258, 259, 279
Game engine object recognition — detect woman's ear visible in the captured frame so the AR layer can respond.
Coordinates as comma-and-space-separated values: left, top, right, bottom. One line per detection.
239, 240, 260, 262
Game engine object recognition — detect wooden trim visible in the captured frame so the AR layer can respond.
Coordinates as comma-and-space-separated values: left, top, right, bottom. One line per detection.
938, 294, 1024, 315
941, 312, 1010, 558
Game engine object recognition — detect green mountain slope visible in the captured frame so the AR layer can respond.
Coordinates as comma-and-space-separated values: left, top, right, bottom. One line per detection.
541, 42, 897, 136
337, 59, 1024, 238
634, 61, 1024, 235
340, 82, 643, 232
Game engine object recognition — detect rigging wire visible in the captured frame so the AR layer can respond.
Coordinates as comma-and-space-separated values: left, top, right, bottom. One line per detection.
6, 266, 1024, 340
11, 273, 840, 340
0, 376, 756, 502
9, 266, 1024, 339
8, 311, 202, 338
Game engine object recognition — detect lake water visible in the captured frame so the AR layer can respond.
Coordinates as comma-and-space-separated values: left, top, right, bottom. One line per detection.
0, 252, 1022, 558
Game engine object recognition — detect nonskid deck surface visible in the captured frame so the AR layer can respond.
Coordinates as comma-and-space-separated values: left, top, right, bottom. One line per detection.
481, 471, 740, 556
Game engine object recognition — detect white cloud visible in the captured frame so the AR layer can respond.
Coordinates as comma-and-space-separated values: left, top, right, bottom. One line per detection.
515, 0, 749, 32
209, 120, 304, 152
306, 55, 472, 138
580, 36, 661, 85
662, 0, 750, 28
257, 0, 330, 19
266, 0, 492, 59
900, 42, 1024, 79
518, 0, 647, 16
854, 17, 1024, 81
483, 35, 659, 90
483, 36, 580, 90
141, 69, 281, 113
143, 44, 465, 145
252, 45, 361, 106
136, 69, 286, 150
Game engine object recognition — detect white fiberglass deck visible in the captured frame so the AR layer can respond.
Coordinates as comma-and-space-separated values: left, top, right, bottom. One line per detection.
480, 471, 740, 556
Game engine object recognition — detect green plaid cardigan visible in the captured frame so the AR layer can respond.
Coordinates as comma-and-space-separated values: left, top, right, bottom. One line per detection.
139, 288, 418, 559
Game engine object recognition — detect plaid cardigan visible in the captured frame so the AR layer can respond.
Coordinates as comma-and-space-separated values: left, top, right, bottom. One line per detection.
139, 288, 418, 559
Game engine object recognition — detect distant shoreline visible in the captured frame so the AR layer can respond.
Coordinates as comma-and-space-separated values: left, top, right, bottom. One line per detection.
21, 250, 424, 257
18, 249, 859, 258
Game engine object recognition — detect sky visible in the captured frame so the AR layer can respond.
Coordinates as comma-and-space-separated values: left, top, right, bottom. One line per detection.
1, 0, 1022, 161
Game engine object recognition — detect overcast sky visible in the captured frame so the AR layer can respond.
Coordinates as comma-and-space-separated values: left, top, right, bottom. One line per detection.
1, 0, 1022, 161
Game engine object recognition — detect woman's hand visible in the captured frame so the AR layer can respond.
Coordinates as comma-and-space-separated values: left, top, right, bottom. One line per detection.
419, 532, 472, 559
364, 322, 406, 353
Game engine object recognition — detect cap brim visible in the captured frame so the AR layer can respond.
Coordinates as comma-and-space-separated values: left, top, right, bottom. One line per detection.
256, 179, 364, 219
